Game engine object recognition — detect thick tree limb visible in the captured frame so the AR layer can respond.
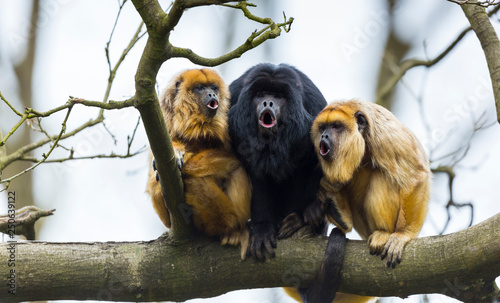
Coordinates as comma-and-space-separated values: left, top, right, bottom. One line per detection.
0, 214, 498, 302
461, 2, 500, 124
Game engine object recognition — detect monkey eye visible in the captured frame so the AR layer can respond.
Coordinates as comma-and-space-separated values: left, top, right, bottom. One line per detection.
255, 92, 264, 98
210, 85, 218, 92
318, 125, 326, 133
195, 85, 205, 93
331, 122, 343, 130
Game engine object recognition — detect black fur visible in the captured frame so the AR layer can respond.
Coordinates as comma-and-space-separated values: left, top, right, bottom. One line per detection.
299, 228, 346, 303
228, 63, 327, 259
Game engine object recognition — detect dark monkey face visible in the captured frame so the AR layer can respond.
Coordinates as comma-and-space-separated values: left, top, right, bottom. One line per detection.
253, 91, 285, 134
316, 111, 367, 162
318, 123, 343, 162
194, 84, 220, 118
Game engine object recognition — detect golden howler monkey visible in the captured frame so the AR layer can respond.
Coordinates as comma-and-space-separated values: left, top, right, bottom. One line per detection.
312, 99, 430, 266
294, 99, 430, 303
146, 69, 251, 254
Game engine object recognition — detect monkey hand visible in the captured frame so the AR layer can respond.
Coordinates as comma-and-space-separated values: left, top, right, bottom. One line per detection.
278, 213, 304, 239
174, 149, 184, 170
152, 158, 159, 182
368, 231, 410, 268
247, 221, 277, 261
153, 149, 184, 180
278, 199, 325, 239
324, 198, 349, 232
303, 199, 326, 229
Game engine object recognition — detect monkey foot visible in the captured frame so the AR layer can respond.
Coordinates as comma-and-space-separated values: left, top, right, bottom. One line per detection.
368, 231, 412, 268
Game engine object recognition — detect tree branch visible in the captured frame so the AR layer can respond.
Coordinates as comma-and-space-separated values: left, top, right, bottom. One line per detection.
0, 206, 55, 240
432, 166, 474, 234
0, 214, 498, 302
376, 4, 500, 106
1, 106, 74, 189
0, 97, 135, 173
170, 2, 293, 65
447, 0, 500, 7
376, 25, 472, 104
461, 2, 500, 124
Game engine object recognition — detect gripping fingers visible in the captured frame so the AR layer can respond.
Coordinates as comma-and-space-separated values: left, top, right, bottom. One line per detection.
278, 212, 304, 239
174, 149, 185, 170
369, 231, 409, 267
152, 158, 159, 182
247, 222, 277, 261
303, 199, 325, 229
381, 234, 407, 268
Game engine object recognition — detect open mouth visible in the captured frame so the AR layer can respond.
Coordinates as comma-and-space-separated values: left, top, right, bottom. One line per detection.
207, 98, 219, 110
259, 110, 276, 128
319, 138, 331, 156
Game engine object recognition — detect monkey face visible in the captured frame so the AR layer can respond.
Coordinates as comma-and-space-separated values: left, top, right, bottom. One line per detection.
160, 69, 230, 145
253, 91, 285, 135
311, 104, 367, 184
193, 84, 220, 118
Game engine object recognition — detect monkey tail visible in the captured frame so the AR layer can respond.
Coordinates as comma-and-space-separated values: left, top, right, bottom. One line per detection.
299, 228, 346, 303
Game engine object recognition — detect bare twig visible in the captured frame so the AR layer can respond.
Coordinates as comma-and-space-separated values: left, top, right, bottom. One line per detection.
432, 166, 474, 234
0, 91, 23, 116
376, 4, 500, 104
1, 105, 74, 190
0, 206, 55, 240
170, 2, 294, 66
447, 0, 500, 7
17, 147, 146, 164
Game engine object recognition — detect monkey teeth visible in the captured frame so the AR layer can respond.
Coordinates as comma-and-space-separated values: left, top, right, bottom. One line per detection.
259, 111, 276, 128
207, 99, 219, 110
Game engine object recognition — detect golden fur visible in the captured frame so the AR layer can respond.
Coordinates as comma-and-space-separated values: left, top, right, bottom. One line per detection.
308, 99, 431, 302
146, 69, 251, 254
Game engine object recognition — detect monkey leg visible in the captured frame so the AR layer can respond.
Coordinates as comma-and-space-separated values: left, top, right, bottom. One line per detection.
365, 172, 421, 267
318, 178, 352, 234
224, 165, 251, 229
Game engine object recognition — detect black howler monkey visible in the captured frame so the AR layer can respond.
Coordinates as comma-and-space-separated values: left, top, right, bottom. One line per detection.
227, 63, 330, 260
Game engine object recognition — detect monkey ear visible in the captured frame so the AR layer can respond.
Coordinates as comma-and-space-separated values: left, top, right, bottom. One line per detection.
174, 80, 182, 95
355, 111, 367, 132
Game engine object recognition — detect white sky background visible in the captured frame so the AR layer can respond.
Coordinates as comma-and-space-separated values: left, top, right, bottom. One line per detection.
0, 1, 499, 302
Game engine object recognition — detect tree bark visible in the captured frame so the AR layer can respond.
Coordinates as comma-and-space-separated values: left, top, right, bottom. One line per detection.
461, 2, 500, 124
0, 214, 498, 302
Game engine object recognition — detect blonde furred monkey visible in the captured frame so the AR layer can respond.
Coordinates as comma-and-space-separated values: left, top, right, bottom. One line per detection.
290, 99, 430, 303
312, 99, 430, 266
146, 69, 251, 255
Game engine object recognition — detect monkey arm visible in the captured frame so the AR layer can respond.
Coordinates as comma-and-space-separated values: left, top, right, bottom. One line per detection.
318, 178, 352, 234
247, 177, 278, 260
278, 198, 325, 239
146, 160, 171, 228
181, 149, 241, 179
